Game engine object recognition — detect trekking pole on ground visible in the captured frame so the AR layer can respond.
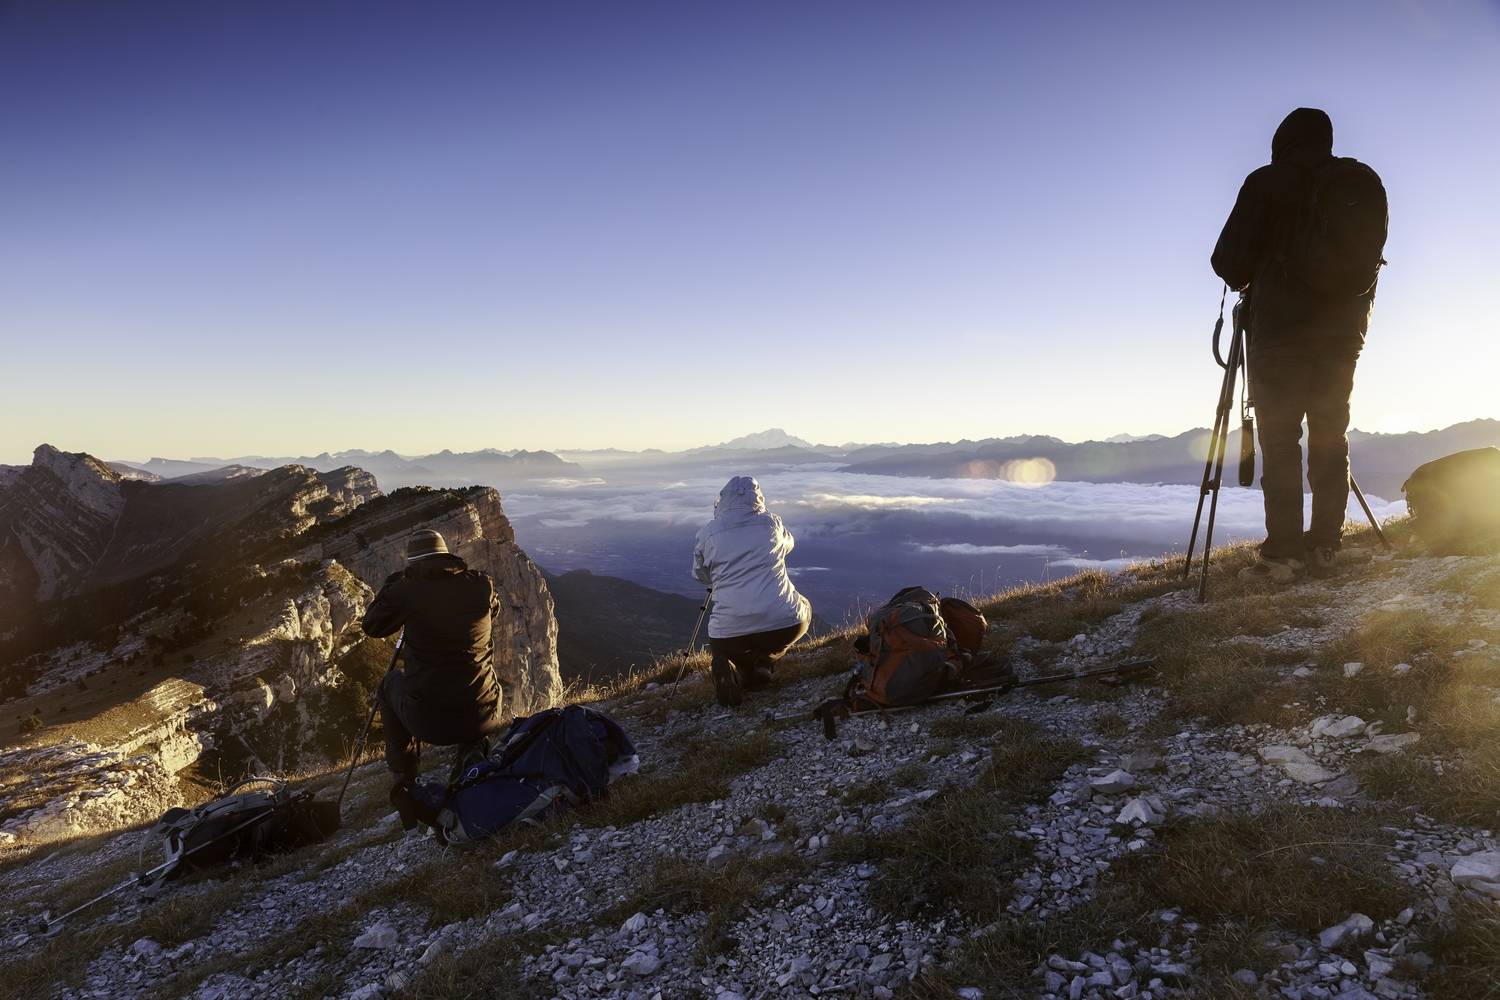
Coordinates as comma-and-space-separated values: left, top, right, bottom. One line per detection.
1349, 474, 1392, 550
337, 630, 403, 813
43, 808, 278, 931
803, 658, 1159, 738
670, 589, 711, 699
1183, 289, 1247, 602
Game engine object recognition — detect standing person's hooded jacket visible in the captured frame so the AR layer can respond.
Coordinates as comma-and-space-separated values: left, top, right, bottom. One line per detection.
1211, 107, 1377, 344
360, 553, 503, 728
692, 477, 811, 639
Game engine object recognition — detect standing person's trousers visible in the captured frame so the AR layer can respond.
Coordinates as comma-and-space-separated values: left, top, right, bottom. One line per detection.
708, 621, 809, 687
1246, 335, 1362, 561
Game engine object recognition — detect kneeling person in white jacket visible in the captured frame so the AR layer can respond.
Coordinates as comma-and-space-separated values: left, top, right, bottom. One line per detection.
692, 476, 812, 707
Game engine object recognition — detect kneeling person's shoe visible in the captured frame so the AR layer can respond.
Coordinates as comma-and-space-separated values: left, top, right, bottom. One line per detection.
711, 658, 743, 707
746, 664, 774, 690
1238, 555, 1307, 585
1308, 546, 1338, 578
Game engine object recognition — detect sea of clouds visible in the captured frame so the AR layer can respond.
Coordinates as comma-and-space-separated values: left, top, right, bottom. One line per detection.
502, 465, 1405, 625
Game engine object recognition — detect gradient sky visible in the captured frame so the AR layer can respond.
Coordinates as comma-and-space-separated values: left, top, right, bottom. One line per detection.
3, 1, 1498, 465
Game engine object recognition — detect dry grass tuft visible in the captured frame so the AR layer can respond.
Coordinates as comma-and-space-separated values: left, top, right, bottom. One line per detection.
1124, 807, 1405, 940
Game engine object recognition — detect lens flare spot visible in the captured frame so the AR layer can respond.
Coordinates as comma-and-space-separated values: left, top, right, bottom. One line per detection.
999, 457, 1056, 486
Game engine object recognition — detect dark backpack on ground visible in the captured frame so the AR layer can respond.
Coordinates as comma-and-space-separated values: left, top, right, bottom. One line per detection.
1281, 157, 1388, 298
392, 705, 637, 843
143, 779, 339, 894
1403, 447, 1500, 555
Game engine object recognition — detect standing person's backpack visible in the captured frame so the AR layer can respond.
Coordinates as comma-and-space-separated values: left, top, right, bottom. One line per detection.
1281, 157, 1388, 297
851, 587, 962, 710
391, 705, 638, 843
1403, 447, 1500, 555
142, 779, 339, 894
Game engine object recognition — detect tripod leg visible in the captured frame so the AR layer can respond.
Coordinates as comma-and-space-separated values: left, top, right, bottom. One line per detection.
1197, 327, 1244, 601
1349, 475, 1391, 550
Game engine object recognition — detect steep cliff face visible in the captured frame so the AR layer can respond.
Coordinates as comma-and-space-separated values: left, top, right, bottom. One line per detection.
0, 445, 128, 611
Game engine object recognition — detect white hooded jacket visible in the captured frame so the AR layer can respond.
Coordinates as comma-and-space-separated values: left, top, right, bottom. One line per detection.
692, 477, 811, 639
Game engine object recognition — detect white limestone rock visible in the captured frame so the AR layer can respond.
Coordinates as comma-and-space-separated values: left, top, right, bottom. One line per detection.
1450, 851, 1500, 900
1089, 770, 1136, 794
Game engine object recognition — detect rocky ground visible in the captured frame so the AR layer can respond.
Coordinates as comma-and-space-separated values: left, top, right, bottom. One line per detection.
4, 531, 1500, 1000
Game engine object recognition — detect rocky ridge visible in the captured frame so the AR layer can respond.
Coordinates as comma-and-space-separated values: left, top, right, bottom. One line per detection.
2, 537, 1498, 999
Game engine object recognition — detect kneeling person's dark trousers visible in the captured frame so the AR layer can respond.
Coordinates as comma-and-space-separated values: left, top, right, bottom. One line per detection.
378, 670, 501, 780
709, 621, 809, 689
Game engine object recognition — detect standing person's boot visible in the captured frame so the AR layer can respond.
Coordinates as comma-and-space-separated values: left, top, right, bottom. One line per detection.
1308, 545, 1339, 578
710, 653, 742, 707
1238, 554, 1307, 584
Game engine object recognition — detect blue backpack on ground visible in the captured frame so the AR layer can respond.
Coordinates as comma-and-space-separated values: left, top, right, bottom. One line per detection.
391, 705, 638, 843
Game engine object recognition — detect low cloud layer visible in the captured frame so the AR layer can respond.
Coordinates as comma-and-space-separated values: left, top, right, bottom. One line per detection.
503, 468, 1405, 621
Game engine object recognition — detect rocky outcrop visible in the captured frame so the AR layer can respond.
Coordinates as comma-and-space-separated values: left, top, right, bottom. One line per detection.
0, 445, 128, 607
0, 446, 383, 629
0, 738, 184, 845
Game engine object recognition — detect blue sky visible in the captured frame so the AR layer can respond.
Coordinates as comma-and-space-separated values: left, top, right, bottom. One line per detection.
2, 1, 1498, 464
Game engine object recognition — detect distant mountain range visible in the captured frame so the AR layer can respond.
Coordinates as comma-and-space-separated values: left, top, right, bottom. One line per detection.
110, 448, 581, 488
98, 419, 1500, 500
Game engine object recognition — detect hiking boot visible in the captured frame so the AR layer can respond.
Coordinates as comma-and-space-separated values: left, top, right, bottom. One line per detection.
1237, 555, 1307, 585
1308, 545, 1338, 578
448, 737, 492, 784
746, 663, 774, 690
710, 656, 743, 707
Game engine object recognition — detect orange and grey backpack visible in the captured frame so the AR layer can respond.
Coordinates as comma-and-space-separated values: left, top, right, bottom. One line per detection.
851, 586, 955, 709
847, 587, 1002, 712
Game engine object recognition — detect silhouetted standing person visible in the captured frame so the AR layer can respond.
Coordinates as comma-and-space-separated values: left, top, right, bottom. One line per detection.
1212, 108, 1387, 583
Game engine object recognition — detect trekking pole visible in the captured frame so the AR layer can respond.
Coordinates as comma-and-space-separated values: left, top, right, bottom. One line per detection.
45, 807, 277, 930
803, 658, 1158, 738
1349, 474, 1392, 550
1183, 287, 1233, 579
337, 630, 403, 813
669, 588, 711, 699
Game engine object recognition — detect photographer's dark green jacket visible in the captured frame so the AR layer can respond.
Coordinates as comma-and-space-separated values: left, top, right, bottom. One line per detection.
1211, 108, 1376, 344
360, 553, 503, 728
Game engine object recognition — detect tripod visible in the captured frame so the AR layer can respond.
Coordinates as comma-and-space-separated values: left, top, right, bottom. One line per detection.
1183, 290, 1250, 601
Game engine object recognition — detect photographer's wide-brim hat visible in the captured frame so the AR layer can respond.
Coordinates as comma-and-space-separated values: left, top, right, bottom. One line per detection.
406, 529, 450, 562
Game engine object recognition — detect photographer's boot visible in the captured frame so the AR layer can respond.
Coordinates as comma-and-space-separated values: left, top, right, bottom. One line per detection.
1238, 554, 1307, 585
710, 653, 742, 707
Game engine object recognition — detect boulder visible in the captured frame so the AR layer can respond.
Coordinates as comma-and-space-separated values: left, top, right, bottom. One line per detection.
1451, 851, 1500, 899
1090, 770, 1136, 794
1366, 733, 1420, 754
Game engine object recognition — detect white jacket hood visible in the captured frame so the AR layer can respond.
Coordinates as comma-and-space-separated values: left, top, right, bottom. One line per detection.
692, 476, 810, 639
715, 476, 767, 516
